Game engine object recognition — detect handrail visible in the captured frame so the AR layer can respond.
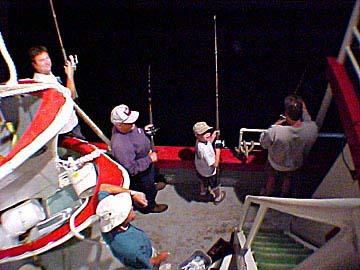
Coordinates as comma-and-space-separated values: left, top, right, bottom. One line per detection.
316, 0, 360, 128
345, 45, 360, 80
237, 127, 344, 150
238, 196, 360, 256
236, 127, 344, 159
353, 26, 360, 45
337, 0, 360, 64
0, 32, 17, 86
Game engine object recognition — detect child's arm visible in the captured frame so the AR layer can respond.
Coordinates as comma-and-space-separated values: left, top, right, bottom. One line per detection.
210, 130, 220, 143
212, 148, 221, 168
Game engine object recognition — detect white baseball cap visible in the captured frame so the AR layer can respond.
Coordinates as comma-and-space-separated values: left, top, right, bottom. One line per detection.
96, 193, 132, 233
111, 104, 139, 124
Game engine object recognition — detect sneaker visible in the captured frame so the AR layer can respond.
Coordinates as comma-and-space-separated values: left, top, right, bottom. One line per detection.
200, 184, 208, 196
155, 173, 168, 183
213, 191, 226, 205
155, 182, 167, 191
150, 203, 168, 213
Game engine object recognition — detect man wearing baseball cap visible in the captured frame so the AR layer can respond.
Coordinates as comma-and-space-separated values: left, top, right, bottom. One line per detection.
96, 184, 169, 269
110, 104, 168, 214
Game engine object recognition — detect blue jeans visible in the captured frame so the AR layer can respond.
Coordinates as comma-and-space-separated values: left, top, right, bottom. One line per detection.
130, 164, 157, 213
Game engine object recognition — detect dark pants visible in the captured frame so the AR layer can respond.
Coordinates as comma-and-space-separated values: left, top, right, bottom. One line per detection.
196, 172, 220, 190
264, 162, 300, 197
130, 165, 157, 213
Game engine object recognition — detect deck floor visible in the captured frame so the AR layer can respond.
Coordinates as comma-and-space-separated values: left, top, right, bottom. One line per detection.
1, 169, 292, 270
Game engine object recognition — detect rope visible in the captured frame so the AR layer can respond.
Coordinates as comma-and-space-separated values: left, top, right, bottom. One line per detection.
57, 148, 105, 171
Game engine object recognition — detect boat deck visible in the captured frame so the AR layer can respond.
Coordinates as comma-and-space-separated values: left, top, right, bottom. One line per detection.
1, 167, 294, 270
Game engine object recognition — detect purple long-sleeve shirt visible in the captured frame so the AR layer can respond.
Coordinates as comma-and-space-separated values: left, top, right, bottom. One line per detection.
111, 125, 152, 176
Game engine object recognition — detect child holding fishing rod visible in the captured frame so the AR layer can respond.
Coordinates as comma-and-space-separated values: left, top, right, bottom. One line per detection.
192, 16, 225, 205
193, 121, 226, 205
193, 15, 226, 205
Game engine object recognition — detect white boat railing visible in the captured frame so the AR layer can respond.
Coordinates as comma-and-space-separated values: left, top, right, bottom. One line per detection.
316, 0, 360, 128
236, 127, 345, 158
235, 195, 360, 269
0, 32, 17, 86
230, 2, 360, 269
238, 128, 345, 147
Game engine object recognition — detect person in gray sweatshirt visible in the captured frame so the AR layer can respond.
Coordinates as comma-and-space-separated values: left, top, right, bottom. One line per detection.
260, 95, 318, 197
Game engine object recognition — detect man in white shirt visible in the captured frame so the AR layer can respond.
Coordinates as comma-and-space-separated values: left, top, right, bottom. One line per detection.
29, 45, 83, 138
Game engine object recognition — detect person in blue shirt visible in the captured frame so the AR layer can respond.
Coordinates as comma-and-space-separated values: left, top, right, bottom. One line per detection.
96, 183, 169, 269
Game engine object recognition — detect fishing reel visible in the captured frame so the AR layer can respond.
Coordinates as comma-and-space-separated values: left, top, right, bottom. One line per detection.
215, 139, 225, 149
145, 126, 160, 136
68, 55, 78, 70
276, 114, 290, 126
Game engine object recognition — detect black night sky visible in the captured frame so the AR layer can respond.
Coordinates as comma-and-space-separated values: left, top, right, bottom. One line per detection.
0, 1, 356, 147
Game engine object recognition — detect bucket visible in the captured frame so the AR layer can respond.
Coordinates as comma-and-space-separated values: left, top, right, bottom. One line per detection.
178, 250, 212, 270
70, 162, 97, 198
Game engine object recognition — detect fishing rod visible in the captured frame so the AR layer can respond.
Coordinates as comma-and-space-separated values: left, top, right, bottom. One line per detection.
293, 64, 308, 96
213, 15, 226, 202
213, 15, 224, 148
148, 65, 155, 150
147, 65, 159, 151
49, 0, 67, 64
48, 0, 111, 147
214, 15, 220, 137
214, 16, 222, 153
292, 57, 320, 98
49, 0, 78, 86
